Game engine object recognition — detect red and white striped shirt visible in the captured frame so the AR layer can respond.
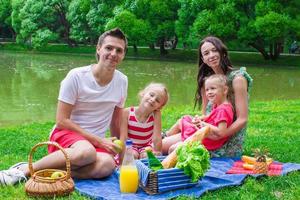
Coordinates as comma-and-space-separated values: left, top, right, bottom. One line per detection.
127, 107, 154, 148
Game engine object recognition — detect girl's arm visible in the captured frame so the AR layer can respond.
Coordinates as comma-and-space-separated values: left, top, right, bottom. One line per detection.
201, 121, 228, 140
119, 108, 129, 164
152, 110, 162, 154
223, 75, 248, 137
56, 101, 118, 154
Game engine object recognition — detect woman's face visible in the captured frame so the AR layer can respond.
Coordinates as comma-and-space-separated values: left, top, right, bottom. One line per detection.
201, 42, 221, 70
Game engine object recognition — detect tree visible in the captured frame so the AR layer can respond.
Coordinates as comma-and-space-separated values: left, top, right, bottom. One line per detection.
11, 0, 24, 43
67, 0, 93, 44
13, 0, 75, 48
185, 0, 297, 60
105, 9, 151, 52
190, 1, 237, 43
176, 0, 214, 49
0, 0, 14, 38
236, 0, 292, 60
86, 0, 122, 42
125, 0, 179, 55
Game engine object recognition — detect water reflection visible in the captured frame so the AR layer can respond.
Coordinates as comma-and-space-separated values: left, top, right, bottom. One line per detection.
0, 51, 299, 126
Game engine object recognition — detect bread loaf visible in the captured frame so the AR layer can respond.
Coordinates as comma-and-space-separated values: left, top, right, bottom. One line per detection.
161, 126, 210, 169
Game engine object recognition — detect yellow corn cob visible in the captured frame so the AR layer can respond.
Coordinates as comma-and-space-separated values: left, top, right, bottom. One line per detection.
161, 126, 210, 169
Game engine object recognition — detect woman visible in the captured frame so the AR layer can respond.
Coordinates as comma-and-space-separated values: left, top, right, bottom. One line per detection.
163, 36, 252, 157
0, 28, 128, 186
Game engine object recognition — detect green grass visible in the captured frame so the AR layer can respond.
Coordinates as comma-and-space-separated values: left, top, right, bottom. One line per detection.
0, 100, 299, 199
1, 43, 300, 67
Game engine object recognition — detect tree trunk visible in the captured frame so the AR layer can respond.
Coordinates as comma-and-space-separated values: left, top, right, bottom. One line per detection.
133, 44, 138, 53
149, 43, 155, 50
8, 27, 16, 40
159, 38, 168, 55
171, 35, 178, 50
54, 3, 77, 47
249, 42, 270, 60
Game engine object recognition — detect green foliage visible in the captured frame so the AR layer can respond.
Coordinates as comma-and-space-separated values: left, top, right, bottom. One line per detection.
105, 9, 152, 50
254, 11, 290, 42
176, 141, 210, 182
86, 0, 121, 38
31, 29, 58, 49
67, 0, 92, 43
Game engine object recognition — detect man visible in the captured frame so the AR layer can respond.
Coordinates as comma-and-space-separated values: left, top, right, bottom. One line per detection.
0, 28, 128, 185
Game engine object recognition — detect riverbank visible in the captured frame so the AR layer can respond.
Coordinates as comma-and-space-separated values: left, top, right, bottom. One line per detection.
1, 43, 300, 67
0, 99, 299, 199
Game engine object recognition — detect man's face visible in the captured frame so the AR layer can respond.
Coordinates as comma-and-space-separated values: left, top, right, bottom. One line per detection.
96, 36, 126, 69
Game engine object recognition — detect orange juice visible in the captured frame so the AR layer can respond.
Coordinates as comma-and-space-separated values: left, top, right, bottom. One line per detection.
119, 165, 139, 193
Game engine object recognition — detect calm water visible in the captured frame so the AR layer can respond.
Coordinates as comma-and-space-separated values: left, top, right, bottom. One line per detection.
0, 51, 299, 126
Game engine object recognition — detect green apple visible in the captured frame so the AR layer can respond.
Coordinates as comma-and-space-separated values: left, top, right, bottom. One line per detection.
51, 171, 64, 179
113, 139, 123, 153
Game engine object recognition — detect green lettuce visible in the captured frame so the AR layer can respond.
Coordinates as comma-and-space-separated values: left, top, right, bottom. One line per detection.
175, 141, 210, 182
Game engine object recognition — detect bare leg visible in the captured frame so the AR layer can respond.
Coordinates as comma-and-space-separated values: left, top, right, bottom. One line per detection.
71, 152, 116, 179
162, 134, 182, 155
166, 119, 181, 136
132, 149, 140, 159
139, 151, 148, 159
168, 142, 183, 154
18, 140, 97, 177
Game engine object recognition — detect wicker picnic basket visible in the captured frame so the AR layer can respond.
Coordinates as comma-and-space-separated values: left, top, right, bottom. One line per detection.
139, 169, 159, 195
25, 141, 74, 197
138, 157, 197, 195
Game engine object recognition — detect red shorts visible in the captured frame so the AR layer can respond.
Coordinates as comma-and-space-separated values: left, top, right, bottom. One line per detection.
48, 128, 109, 154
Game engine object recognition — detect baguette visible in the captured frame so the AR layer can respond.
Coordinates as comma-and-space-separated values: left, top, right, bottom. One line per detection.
161, 126, 210, 169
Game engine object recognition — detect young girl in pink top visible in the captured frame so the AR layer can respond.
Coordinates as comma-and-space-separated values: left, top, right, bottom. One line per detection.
120, 83, 169, 160
164, 74, 234, 154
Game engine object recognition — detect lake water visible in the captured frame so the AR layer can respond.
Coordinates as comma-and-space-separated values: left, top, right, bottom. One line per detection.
0, 51, 299, 126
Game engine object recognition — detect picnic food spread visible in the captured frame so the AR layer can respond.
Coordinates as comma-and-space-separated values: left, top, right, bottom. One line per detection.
161, 126, 210, 169
146, 127, 210, 182
176, 141, 210, 182
241, 155, 273, 174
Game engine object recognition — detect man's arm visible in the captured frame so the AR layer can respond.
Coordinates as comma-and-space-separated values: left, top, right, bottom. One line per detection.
110, 106, 123, 138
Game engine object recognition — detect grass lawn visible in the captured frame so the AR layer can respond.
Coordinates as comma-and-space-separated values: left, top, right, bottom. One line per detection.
0, 100, 299, 199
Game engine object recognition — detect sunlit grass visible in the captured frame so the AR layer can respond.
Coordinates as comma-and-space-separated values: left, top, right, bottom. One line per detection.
0, 100, 299, 199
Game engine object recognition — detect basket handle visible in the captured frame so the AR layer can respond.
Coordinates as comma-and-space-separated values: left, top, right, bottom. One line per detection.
28, 141, 71, 180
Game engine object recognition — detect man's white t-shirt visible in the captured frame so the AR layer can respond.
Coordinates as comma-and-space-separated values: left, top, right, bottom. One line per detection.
55, 65, 128, 138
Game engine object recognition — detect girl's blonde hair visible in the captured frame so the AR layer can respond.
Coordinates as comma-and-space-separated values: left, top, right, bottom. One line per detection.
205, 74, 233, 103
138, 83, 169, 108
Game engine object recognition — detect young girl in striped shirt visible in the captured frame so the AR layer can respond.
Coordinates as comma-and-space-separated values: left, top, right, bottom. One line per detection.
120, 83, 169, 160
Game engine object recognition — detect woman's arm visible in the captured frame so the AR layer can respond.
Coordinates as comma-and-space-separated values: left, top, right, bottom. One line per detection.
223, 76, 248, 137
201, 87, 208, 115
152, 110, 162, 153
56, 100, 118, 153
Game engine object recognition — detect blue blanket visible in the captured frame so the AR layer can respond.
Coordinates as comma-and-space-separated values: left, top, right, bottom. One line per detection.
75, 158, 300, 200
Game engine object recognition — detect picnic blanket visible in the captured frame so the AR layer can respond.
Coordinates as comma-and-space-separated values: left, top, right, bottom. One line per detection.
75, 158, 300, 200
227, 160, 283, 176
